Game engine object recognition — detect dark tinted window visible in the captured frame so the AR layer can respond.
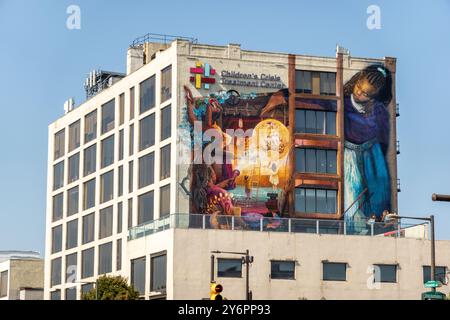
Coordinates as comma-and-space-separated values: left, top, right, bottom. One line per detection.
82, 247, 95, 279
323, 262, 346, 281
151, 254, 167, 292
139, 114, 155, 151
271, 261, 295, 280
131, 257, 146, 295
101, 99, 115, 134
423, 266, 447, 284
138, 191, 154, 224
140, 76, 156, 114
374, 264, 397, 283
218, 259, 242, 278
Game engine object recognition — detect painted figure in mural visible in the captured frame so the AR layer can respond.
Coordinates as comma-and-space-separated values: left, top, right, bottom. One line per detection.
183, 85, 237, 186
184, 85, 241, 228
343, 65, 392, 232
190, 163, 242, 229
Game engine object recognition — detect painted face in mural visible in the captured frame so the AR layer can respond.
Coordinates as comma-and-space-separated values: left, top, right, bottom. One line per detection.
352, 78, 379, 103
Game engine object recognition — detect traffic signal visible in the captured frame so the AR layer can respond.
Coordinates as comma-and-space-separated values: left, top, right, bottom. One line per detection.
210, 282, 223, 300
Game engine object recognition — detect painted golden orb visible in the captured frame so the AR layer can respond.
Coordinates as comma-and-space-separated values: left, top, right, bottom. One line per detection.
252, 119, 290, 161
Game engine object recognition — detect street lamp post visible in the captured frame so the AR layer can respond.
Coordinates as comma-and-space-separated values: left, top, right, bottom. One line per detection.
386, 214, 436, 292
211, 250, 253, 300
432, 194, 450, 202
430, 193, 450, 294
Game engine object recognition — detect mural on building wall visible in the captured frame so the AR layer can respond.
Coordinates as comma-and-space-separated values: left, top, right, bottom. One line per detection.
178, 61, 393, 231
343, 65, 393, 231
179, 81, 291, 230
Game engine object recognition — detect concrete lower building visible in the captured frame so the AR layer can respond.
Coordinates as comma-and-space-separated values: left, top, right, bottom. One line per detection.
0, 251, 44, 300
125, 214, 449, 300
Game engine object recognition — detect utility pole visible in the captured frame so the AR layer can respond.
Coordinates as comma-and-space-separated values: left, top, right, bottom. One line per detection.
431, 193, 450, 291
212, 250, 253, 300
432, 194, 450, 202
244, 250, 252, 300
430, 215, 436, 292
386, 214, 436, 293
210, 255, 215, 283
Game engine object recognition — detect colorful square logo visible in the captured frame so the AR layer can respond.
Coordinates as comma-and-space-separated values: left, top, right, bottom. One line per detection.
190, 62, 216, 89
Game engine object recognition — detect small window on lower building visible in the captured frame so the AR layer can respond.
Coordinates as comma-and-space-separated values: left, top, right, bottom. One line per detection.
271, 261, 296, 280
218, 258, 242, 278
374, 264, 397, 283
131, 257, 146, 295
423, 266, 447, 284
323, 262, 346, 281
50, 289, 61, 300
65, 287, 77, 300
151, 253, 167, 292
0, 271, 8, 298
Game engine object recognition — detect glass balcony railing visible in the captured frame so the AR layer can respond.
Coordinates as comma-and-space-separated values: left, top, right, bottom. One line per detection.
128, 213, 429, 241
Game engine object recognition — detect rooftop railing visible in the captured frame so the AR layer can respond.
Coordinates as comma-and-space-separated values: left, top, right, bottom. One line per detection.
128, 213, 428, 241
130, 33, 198, 48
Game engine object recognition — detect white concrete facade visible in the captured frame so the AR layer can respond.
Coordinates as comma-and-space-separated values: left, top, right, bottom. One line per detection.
45, 41, 177, 300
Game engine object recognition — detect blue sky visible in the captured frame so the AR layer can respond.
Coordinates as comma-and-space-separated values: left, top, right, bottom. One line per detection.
0, 0, 449, 255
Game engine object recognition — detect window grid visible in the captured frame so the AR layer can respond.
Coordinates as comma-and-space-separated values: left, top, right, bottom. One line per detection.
295, 148, 337, 174
295, 109, 336, 135
69, 120, 81, 152
295, 188, 337, 214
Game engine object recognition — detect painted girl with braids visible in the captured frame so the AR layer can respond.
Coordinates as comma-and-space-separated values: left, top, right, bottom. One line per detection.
343, 65, 392, 232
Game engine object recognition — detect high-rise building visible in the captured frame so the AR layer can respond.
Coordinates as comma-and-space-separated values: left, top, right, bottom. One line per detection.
45, 35, 448, 300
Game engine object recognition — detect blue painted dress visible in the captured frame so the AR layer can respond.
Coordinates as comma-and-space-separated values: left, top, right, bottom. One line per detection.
344, 95, 391, 232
